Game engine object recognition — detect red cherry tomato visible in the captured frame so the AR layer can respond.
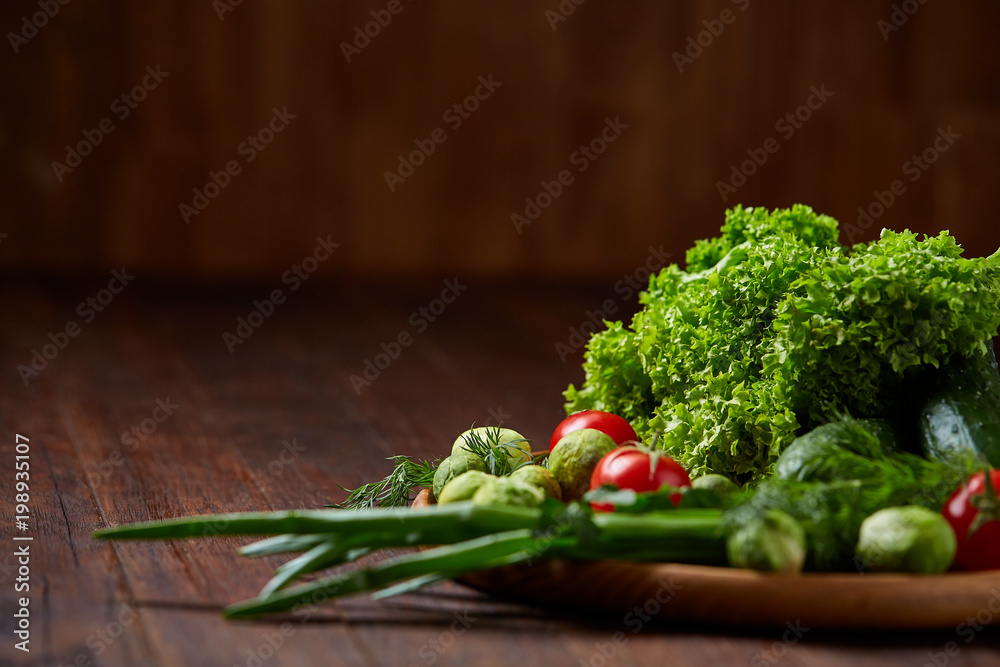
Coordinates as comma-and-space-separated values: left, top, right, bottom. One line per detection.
589, 447, 691, 512
943, 470, 1000, 571
550, 410, 639, 452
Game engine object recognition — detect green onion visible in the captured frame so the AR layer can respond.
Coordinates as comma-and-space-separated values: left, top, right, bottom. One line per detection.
240, 534, 332, 557
224, 529, 547, 618
94, 503, 538, 541
95, 500, 730, 618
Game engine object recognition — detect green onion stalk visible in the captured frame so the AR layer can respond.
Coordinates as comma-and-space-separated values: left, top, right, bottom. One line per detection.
95, 501, 727, 618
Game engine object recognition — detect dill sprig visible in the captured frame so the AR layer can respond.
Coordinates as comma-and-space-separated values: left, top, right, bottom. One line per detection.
454, 424, 532, 477
331, 424, 532, 510
333, 455, 440, 510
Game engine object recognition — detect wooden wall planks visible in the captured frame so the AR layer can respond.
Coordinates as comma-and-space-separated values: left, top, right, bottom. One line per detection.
2, 1, 999, 280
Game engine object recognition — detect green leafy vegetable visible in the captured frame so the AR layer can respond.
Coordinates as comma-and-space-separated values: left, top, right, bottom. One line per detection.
723, 452, 977, 570
566, 204, 1000, 481
726, 509, 806, 574
773, 418, 904, 483
333, 455, 439, 510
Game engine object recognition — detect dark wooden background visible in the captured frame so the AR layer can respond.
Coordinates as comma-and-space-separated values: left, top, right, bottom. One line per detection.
4, 4, 1000, 664
2, 0, 999, 280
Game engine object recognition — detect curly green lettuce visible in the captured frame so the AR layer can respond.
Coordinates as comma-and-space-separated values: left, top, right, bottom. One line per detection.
565, 204, 1000, 482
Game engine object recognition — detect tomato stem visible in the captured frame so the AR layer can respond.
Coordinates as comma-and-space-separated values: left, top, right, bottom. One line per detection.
968, 467, 1000, 538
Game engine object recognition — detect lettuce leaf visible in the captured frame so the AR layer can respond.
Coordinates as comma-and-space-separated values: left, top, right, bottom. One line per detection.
565, 205, 1000, 482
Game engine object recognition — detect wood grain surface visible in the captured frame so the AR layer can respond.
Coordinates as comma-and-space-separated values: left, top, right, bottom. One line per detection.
1, 277, 999, 666
2, 1, 1000, 279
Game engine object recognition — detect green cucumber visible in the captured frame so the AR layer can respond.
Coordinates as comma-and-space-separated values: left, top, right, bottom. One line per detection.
774, 418, 900, 482
917, 339, 1000, 467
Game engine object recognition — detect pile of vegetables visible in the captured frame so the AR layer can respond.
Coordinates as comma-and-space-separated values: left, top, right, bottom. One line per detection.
94, 205, 1000, 617
565, 204, 1000, 481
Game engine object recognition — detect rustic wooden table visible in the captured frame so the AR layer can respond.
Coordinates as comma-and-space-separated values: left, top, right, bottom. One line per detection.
2, 277, 999, 667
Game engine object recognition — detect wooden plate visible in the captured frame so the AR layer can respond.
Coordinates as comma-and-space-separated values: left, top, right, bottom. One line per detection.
412, 489, 1000, 629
